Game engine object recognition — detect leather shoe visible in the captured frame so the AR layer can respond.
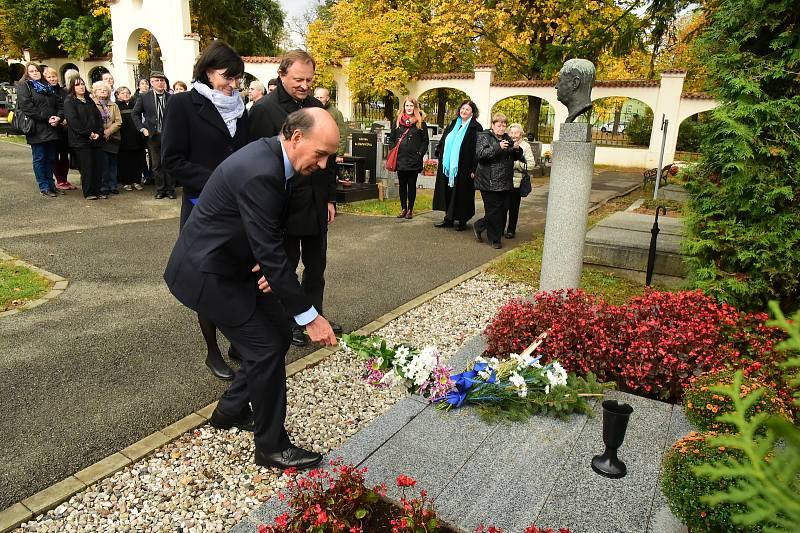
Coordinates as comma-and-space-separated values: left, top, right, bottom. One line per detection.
328, 320, 344, 335
227, 344, 242, 362
255, 445, 322, 470
473, 225, 483, 242
154, 192, 166, 199
492, 241, 502, 249
210, 407, 255, 432
397, 209, 407, 218
168, 191, 177, 199
504, 231, 516, 239
291, 326, 308, 347
405, 209, 413, 220
455, 222, 466, 231
205, 353, 234, 380
434, 219, 454, 228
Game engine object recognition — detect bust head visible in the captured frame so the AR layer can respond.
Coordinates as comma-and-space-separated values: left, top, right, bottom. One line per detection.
555, 59, 596, 123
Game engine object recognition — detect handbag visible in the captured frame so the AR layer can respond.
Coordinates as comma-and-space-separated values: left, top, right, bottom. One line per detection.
519, 162, 532, 198
385, 127, 411, 172
10, 83, 35, 136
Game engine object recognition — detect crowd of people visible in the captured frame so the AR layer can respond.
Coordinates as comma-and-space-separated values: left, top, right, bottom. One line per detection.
11, 44, 536, 471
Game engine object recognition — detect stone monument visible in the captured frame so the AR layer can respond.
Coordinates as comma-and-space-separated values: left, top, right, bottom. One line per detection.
539, 59, 597, 291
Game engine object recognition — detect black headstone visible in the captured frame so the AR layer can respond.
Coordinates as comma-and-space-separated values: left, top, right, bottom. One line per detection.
351, 132, 377, 183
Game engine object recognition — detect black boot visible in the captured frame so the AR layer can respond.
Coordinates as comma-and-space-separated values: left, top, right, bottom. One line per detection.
205, 351, 234, 380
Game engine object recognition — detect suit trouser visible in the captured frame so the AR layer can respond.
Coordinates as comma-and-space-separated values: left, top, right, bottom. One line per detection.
215, 297, 292, 453
148, 134, 174, 194
284, 232, 327, 315
474, 190, 508, 245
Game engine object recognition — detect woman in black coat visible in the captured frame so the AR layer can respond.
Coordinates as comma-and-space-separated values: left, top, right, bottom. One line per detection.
161, 40, 250, 381
43, 67, 76, 191
115, 86, 146, 191
432, 100, 483, 230
15, 63, 63, 197
473, 112, 522, 249
387, 96, 429, 219
63, 77, 104, 199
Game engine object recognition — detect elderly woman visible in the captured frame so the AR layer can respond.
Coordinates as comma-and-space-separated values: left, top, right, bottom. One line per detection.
387, 96, 429, 219
161, 40, 250, 380
472, 112, 522, 249
92, 81, 122, 195
432, 100, 483, 231
63, 77, 104, 199
505, 123, 537, 239
15, 63, 63, 197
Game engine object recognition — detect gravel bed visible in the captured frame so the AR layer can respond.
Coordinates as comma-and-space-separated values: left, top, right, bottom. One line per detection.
15, 273, 529, 532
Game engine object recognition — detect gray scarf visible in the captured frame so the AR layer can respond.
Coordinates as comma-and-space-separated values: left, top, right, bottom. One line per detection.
192, 81, 245, 137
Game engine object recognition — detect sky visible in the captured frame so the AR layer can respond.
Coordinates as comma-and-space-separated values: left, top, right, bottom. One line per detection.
279, 0, 314, 48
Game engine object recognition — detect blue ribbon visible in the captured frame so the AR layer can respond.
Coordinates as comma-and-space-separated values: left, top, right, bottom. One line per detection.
190, 197, 198, 205
443, 362, 496, 406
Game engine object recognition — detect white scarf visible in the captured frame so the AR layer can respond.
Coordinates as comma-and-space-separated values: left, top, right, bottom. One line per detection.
192, 81, 245, 137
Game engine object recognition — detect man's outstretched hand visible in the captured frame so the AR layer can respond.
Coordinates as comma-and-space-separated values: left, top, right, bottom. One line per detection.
305, 315, 337, 346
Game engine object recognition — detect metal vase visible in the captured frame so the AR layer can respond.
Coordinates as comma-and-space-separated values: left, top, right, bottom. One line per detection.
591, 399, 634, 479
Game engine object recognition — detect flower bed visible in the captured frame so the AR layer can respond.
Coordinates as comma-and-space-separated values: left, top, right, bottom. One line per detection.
482, 289, 789, 402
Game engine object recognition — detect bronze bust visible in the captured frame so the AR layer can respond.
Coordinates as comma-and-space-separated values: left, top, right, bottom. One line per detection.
555, 59, 596, 123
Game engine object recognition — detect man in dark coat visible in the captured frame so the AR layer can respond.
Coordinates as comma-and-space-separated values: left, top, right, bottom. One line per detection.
249, 50, 342, 347
132, 71, 173, 199
164, 108, 339, 469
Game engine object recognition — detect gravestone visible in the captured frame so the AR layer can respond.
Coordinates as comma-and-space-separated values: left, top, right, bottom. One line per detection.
351, 132, 378, 182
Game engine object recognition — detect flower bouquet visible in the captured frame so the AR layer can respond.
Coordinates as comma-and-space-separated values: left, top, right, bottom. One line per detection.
423, 159, 438, 176
341, 333, 454, 399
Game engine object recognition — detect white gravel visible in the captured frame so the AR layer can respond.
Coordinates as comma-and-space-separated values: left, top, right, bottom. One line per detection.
15, 273, 529, 532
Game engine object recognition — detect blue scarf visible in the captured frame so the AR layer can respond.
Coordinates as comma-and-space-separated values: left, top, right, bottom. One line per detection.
30, 79, 54, 95
442, 117, 472, 187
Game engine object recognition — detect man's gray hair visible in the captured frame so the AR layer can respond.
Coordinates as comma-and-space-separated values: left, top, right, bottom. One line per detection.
250, 80, 265, 94
281, 108, 317, 140
560, 59, 596, 88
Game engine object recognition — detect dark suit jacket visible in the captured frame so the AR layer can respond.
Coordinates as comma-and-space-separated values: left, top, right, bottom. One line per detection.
161, 88, 250, 227
132, 89, 170, 134
248, 81, 336, 236
164, 136, 312, 328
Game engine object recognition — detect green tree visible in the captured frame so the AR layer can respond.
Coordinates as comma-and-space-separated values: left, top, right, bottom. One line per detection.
684, 0, 800, 311
190, 0, 284, 56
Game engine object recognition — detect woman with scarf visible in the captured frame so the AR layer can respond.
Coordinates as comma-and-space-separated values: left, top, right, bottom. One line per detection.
162, 40, 250, 381
43, 67, 77, 192
432, 100, 483, 231
63, 76, 104, 199
387, 96, 429, 219
472, 112, 522, 250
91, 81, 122, 195
15, 63, 63, 197
115, 86, 146, 191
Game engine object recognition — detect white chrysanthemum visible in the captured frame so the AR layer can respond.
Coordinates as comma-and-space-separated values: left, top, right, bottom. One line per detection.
517, 385, 528, 398
379, 369, 403, 388
545, 384, 550, 395
509, 372, 526, 388
478, 368, 493, 381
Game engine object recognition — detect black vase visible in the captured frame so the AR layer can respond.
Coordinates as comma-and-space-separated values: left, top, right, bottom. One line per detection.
591, 399, 634, 479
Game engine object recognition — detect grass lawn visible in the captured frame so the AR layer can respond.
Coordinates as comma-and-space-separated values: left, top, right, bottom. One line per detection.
0, 261, 52, 311
338, 189, 434, 216
2, 134, 27, 145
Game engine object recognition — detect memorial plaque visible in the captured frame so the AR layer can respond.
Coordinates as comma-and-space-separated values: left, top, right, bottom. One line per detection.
351, 132, 378, 183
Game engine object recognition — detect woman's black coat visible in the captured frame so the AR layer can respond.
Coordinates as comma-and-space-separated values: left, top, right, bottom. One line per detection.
432, 118, 483, 223
63, 94, 103, 149
474, 130, 522, 192
161, 88, 250, 227
388, 121, 429, 172
117, 100, 145, 150
14, 80, 62, 145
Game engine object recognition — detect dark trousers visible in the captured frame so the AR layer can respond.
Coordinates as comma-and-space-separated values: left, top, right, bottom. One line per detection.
284, 232, 327, 314
148, 134, 174, 194
397, 170, 418, 211
474, 190, 508, 245
53, 140, 70, 185
215, 297, 292, 453
506, 188, 521, 234
117, 148, 145, 185
75, 147, 103, 198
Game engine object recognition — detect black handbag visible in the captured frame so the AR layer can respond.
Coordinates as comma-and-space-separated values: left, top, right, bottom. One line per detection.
10, 84, 35, 135
519, 162, 532, 198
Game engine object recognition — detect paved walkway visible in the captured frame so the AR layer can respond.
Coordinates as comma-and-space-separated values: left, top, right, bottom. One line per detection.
232, 336, 689, 533
0, 139, 640, 511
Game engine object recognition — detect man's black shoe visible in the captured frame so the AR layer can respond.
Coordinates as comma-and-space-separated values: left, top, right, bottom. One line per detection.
168, 191, 177, 199
291, 326, 308, 347
473, 225, 483, 242
255, 445, 322, 470
209, 407, 255, 432
228, 344, 242, 362
154, 192, 166, 199
205, 353, 234, 380
455, 222, 466, 231
433, 219, 454, 228
329, 321, 344, 335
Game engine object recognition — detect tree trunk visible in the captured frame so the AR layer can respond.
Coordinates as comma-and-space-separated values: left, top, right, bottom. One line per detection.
526, 96, 542, 139
613, 107, 622, 134
437, 88, 446, 128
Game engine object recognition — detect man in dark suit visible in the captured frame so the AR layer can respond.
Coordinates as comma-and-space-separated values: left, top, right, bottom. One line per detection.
132, 71, 174, 199
164, 108, 339, 470
249, 50, 342, 348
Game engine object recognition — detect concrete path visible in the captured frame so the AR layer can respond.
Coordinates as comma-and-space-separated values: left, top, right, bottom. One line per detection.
0, 139, 639, 510
234, 336, 690, 533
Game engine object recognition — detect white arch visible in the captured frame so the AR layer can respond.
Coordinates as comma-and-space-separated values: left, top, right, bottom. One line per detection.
678, 97, 718, 124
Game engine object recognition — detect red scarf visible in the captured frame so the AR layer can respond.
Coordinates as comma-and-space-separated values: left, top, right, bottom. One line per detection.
399, 113, 415, 128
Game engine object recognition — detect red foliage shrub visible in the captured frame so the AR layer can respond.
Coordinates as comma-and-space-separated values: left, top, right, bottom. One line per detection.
482, 289, 787, 402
